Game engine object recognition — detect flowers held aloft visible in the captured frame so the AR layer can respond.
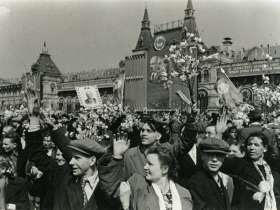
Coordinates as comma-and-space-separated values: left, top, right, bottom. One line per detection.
153, 30, 208, 91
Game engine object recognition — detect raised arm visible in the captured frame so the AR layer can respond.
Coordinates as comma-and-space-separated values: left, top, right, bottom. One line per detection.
98, 138, 130, 198
25, 129, 56, 173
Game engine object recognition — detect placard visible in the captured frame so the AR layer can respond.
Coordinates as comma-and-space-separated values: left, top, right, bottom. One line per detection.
75, 86, 102, 108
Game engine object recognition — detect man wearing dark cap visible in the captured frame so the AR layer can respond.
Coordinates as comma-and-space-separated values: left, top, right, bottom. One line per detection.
26, 118, 111, 210
187, 137, 231, 210
98, 115, 167, 199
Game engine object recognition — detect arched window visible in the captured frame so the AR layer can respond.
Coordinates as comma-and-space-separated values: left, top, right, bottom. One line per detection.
203, 70, 209, 82
58, 98, 64, 111
75, 102, 80, 111
198, 89, 208, 112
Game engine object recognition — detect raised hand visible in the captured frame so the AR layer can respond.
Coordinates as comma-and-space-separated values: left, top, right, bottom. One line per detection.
113, 133, 130, 159
216, 109, 228, 138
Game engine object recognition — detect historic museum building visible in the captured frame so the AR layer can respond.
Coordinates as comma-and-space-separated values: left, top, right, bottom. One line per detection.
1, 0, 280, 112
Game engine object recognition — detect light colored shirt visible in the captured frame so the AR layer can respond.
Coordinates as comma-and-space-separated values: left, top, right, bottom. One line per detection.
83, 171, 99, 201
188, 144, 197, 165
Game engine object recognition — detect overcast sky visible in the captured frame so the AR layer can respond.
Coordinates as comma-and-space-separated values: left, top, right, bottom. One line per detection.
0, 0, 280, 78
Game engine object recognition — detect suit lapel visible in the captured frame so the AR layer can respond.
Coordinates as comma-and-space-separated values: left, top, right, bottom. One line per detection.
65, 178, 84, 210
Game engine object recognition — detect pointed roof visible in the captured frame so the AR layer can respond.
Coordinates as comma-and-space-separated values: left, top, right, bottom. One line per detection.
143, 7, 149, 22
31, 42, 62, 77
141, 7, 150, 30
133, 7, 153, 52
182, 0, 199, 38
186, 0, 194, 11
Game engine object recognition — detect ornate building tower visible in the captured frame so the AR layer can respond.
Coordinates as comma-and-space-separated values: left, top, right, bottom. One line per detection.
124, 1, 200, 111
183, 0, 199, 37
31, 42, 62, 109
133, 7, 153, 52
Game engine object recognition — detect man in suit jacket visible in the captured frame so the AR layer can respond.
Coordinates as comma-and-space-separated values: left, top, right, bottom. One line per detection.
26, 118, 113, 210
187, 137, 231, 210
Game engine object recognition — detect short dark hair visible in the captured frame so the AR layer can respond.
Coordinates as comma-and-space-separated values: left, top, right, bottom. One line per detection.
245, 131, 269, 147
140, 116, 163, 133
229, 141, 245, 153
147, 144, 177, 180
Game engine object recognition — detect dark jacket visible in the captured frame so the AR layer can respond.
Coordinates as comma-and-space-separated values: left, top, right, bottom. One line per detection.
5, 177, 30, 210
187, 169, 231, 210
222, 158, 280, 210
26, 128, 114, 210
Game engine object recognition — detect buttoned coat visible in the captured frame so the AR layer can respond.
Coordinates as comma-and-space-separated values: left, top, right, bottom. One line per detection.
187, 170, 230, 210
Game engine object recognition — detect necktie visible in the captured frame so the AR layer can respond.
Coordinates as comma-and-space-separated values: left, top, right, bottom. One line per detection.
81, 177, 88, 206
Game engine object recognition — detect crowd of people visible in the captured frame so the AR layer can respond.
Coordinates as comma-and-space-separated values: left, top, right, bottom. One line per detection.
0, 101, 280, 210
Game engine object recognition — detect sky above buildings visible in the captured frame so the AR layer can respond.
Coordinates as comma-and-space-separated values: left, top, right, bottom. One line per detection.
0, 0, 280, 78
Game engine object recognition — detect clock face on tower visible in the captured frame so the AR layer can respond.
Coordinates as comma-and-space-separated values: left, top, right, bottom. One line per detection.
154, 36, 166, 51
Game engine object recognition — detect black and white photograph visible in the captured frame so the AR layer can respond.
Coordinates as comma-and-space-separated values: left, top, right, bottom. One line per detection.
0, 0, 280, 209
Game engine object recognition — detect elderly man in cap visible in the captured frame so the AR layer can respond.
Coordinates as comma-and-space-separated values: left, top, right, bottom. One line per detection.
26, 117, 112, 210
187, 137, 231, 210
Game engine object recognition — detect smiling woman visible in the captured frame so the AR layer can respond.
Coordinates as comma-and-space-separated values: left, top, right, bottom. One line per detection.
118, 144, 193, 210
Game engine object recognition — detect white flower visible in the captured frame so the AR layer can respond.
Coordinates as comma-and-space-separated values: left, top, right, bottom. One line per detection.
180, 41, 188, 48
177, 58, 185, 64
169, 45, 177, 52
259, 181, 271, 193
162, 76, 168, 81
170, 71, 179, 77
252, 192, 265, 203
170, 53, 176, 59
160, 71, 167, 77
179, 75, 187, 81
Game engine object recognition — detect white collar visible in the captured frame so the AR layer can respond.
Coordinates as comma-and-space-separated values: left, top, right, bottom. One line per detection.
84, 170, 98, 189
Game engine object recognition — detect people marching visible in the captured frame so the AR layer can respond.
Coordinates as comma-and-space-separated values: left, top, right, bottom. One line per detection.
0, 101, 280, 210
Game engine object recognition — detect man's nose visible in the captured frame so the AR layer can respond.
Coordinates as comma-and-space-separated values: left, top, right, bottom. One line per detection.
69, 158, 75, 165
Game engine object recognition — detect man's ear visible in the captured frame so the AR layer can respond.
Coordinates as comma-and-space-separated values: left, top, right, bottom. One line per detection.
155, 132, 162, 141
161, 165, 169, 176
89, 156, 96, 166
12, 142, 17, 149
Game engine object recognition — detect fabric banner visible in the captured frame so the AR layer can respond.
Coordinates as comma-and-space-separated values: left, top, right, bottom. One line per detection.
216, 68, 243, 110
176, 90, 192, 105
75, 86, 102, 109
113, 72, 125, 108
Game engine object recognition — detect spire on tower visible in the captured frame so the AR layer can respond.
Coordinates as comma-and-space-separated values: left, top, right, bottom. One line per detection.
141, 7, 150, 30
42, 41, 48, 54
182, 0, 199, 38
185, 0, 195, 18
133, 7, 153, 52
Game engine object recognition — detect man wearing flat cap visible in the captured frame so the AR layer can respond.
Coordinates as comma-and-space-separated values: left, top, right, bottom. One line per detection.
26, 117, 112, 210
187, 137, 231, 210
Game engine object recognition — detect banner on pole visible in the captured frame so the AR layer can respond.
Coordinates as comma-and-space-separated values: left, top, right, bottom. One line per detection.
75, 86, 102, 108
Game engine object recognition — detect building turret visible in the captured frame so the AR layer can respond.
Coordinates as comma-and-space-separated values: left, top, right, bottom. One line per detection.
182, 0, 199, 38
133, 7, 153, 52
31, 42, 62, 77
